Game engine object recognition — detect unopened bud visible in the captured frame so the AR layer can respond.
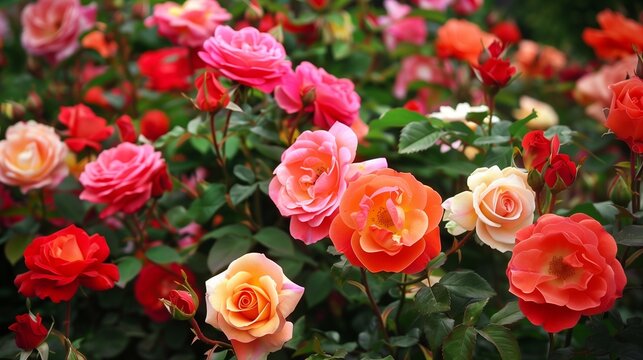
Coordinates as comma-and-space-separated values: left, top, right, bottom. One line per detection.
609, 175, 632, 207
160, 271, 199, 320
527, 169, 544, 193
301, 86, 316, 107
1, 102, 26, 121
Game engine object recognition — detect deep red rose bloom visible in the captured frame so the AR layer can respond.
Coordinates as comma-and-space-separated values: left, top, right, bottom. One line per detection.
141, 110, 170, 141
58, 104, 113, 152
605, 76, 643, 153
195, 71, 230, 112
507, 214, 626, 333
14, 225, 119, 303
522, 130, 559, 171
116, 115, 137, 143
9, 313, 48, 351
491, 21, 521, 44
137, 47, 192, 92
134, 263, 198, 322
476, 56, 516, 87
544, 154, 577, 188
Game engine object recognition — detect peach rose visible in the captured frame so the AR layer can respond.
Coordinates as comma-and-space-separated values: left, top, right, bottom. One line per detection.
21, 0, 96, 63
513, 96, 559, 130
145, 0, 231, 48
0, 121, 68, 193
269, 122, 387, 244
507, 214, 626, 333
436, 19, 495, 65
205, 253, 304, 360
515, 40, 566, 79
605, 75, 643, 153
442, 166, 535, 252
329, 168, 443, 274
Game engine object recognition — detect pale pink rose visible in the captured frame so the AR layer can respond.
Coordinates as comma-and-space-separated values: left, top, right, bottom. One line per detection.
205, 253, 304, 360
393, 55, 455, 99
442, 166, 535, 252
145, 0, 231, 48
199, 26, 291, 93
269, 122, 387, 244
0, 121, 68, 193
274, 61, 361, 128
574, 55, 637, 122
21, 0, 96, 63
79, 143, 168, 218
379, 0, 427, 51
414, 0, 453, 11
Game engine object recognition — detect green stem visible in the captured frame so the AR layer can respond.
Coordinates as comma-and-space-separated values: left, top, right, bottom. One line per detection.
547, 332, 556, 359
188, 318, 232, 349
360, 269, 395, 355
64, 301, 71, 339
631, 151, 641, 213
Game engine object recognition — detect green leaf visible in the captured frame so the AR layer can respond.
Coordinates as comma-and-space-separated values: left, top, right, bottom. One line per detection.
484, 146, 513, 168
4, 234, 30, 265
305, 271, 333, 308
491, 121, 512, 137
190, 136, 212, 154
332, 41, 350, 59
615, 225, 643, 246
473, 135, 510, 146
425, 313, 455, 354
428, 252, 447, 269
189, 183, 227, 223
463, 299, 489, 326
465, 111, 489, 123
442, 325, 477, 360
415, 283, 450, 315
115, 256, 142, 287
490, 301, 525, 326
146, 245, 181, 264
254, 227, 294, 255
544, 125, 574, 145
477, 325, 521, 360
166, 206, 192, 228
389, 328, 420, 348
230, 183, 258, 206
202, 224, 252, 241
370, 108, 428, 131
440, 270, 496, 299
399, 122, 444, 154
209, 351, 229, 360
409, 8, 447, 23
509, 110, 537, 139
207, 235, 253, 274
233, 165, 256, 184
255, 143, 285, 161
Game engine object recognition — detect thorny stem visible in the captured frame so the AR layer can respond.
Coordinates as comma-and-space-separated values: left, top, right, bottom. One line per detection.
445, 230, 475, 257
360, 269, 395, 355
189, 318, 232, 349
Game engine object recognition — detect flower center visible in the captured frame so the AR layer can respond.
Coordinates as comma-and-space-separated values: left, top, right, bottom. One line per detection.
48, 235, 84, 262
548, 256, 575, 281
372, 206, 394, 228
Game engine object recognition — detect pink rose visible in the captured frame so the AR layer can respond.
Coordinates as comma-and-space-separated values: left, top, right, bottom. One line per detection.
274, 61, 361, 129
393, 55, 456, 99
0, 121, 68, 193
79, 143, 169, 218
199, 26, 291, 93
269, 122, 387, 244
378, 0, 427, 51
145, 0, 231, 48
21, 0, 96, 63
205, 253, 304, 360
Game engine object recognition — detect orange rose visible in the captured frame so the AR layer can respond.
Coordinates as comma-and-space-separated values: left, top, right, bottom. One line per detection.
582, 10, 643, 61
436, 19, 495, 65
606, 76, 643, 152
0, 121, 68, 193
329, 168, 443, 274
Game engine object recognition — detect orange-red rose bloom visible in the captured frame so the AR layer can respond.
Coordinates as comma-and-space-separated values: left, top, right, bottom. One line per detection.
605, 76, 643, 153
436, 19, 495, 65
14, 225, 119, 303
507, 214, 626, 333
329, 168, 443, 274
582, 10, 643, 61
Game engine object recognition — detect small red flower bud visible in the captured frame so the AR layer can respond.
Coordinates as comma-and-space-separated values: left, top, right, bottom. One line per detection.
491, 21, 522, 44
195, 71, 230, 112
8, 313, 48, 351
116, 115, 137, 143
151, 163, 173, 197
141, 110, 170, 142
544, 154, 577, 190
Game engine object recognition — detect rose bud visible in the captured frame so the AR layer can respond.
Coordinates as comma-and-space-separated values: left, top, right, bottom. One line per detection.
161, 290, 197, 320
116, 114, 137, 143
609, 174, 632, 207
8, 313, 48, 351
151, 162, 173, 197
141, 110, 170, 142
544, 154, 577, 191
195, 71, 229, 112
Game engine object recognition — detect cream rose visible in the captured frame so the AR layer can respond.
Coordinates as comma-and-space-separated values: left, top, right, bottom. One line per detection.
513, 96, 559, 130
205, 253, 304, 360
442, 166, 535, 252
0, 121, 68, 193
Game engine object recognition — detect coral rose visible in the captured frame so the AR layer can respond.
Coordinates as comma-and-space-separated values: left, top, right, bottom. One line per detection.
9, 313, 48, 351
329, 168, 443, 274
0, 121, 68, 193
199, 26, 291, 93
205, 253, 304, 360
605, 76, 643, 153
582, 10, 643, 61
21, 0, 96, 63
135, 263, 198, 322
274, 62, 361, 129
442, 166, 535, 252
269, 122, 387, 244
138, 47, 192, 92
436, 19, 495, 65
14, 225, 119, 303
145, 0, 231, 48
507, 214, 626, 333
58, 104, 114, 152
79, 143, 171, 218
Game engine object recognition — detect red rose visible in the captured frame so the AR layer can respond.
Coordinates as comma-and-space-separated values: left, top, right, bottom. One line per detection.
544, 154, 577, 188
141, 110, 170, 141
116, 115, 137, 143
582, 10, 643, 61
307, 0, 328, 10
521, 130, 559, 171
195, 71, 230, 112
167, 289, 197, 318
137, 47, 192, 92
476, 56, 516, 88
9, 313, 48, 351
58, 104, 113, 152
507, 214, 626, 333
491, 21, 521, 44
134, 263, 198, 322
605, 76, 643, 153
14, 225, 119, 303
